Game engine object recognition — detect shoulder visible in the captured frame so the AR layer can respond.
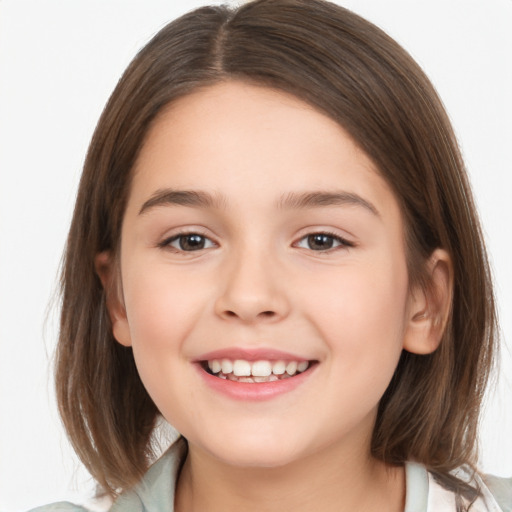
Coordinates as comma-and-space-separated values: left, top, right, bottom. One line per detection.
28, 438, 187, 512
405, 462, 512, 512
432, 465, 512, 512
28, 503, 89, 512
482, 474, 512, 512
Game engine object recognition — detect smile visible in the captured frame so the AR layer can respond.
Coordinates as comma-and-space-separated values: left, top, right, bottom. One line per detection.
196, 349, 318, 400
204, 359, 310, 383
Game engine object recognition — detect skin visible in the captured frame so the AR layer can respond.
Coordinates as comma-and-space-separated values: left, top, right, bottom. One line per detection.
97, 81, 452, 512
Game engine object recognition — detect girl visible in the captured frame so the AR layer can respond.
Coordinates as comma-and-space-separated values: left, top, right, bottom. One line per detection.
28, 0, 510, 511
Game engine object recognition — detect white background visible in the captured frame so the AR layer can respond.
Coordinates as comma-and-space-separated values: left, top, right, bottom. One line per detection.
0, 1, 511, 510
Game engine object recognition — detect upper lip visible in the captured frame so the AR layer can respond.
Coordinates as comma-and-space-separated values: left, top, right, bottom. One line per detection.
195, 347, 312, 362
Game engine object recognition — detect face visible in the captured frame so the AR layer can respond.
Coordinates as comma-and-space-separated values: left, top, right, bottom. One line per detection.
109, 81, 421, 469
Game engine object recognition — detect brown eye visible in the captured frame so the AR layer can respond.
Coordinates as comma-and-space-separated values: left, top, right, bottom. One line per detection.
307, 234, 335, 250
165, 233, 215, 251
296, 232, 353, 251
179, 234, 205, 250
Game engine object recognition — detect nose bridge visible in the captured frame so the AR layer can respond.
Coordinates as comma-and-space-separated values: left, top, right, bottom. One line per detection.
215, 238, 289, 323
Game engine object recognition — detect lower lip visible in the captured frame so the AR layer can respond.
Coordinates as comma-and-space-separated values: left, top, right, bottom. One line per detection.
196, 365, 316, 401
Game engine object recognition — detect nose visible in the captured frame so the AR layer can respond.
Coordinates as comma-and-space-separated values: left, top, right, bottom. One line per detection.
214, 247, 290, 324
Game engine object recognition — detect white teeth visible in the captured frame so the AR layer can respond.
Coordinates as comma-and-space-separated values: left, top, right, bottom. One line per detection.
286, 361, 298, 375
206, 358, 312, 381
221, 359, 233, 374
272, 361, 286, 375
253, 375, 279, 382
208, 360, 221, 373
227, 373, 254, 383
297, 361, 309, 372
251, 360, 272, 377
233, 359, 251, 377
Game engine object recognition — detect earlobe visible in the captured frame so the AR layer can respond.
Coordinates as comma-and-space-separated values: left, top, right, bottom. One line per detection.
94, 251, 132, 347
403, 248, 453, 355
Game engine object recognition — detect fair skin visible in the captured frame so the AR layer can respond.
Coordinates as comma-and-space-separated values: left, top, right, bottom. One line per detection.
97, 81, 452, 512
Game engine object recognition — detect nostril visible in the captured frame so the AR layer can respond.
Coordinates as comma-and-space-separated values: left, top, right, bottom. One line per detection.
223, 310, 276, 319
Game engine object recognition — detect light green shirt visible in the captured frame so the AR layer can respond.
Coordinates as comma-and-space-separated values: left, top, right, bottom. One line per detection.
30, 437, 511, 512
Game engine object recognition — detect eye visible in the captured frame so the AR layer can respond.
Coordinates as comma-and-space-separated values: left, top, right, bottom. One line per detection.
295, 232, 353, 251
162, 233, 216, 252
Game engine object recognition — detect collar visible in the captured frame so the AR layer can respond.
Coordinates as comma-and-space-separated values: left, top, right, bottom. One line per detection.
110, 438, 503, 512
110, 437, 187, 512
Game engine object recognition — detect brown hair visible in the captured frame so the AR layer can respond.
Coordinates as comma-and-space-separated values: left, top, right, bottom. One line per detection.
56, 0, 498, 499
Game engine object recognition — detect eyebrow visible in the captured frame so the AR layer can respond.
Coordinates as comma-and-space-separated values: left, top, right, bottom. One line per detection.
138, 188, 380, 217
277, 191, 380, 217
139, 189, 226, 215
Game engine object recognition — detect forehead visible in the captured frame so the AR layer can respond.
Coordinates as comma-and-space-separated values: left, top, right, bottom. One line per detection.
128, 81, 400, 222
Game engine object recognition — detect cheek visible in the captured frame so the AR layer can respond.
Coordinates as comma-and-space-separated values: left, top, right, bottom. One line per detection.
303, 254, 409, 375
119, 265, 204, 424
121, 260, 209, 346
306, 264, 409, 430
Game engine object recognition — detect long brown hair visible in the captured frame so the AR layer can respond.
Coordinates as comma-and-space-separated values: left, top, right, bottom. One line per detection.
56, 0, 498, 498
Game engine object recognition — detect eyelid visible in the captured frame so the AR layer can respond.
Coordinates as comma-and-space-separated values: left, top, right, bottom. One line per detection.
293, 230, 355, 251
155, 227, 355, 253
157, 229, 217, 252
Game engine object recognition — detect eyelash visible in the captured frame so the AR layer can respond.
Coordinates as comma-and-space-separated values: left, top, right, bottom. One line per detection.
158, 230, 354, 253
294, 231, 355, 252
158, 232, 216, 252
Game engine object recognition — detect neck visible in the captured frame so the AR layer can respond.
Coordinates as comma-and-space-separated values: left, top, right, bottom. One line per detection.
174, 435, 405, 512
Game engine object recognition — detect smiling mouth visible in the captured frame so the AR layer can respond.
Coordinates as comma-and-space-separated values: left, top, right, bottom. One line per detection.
201, 358, 316, 383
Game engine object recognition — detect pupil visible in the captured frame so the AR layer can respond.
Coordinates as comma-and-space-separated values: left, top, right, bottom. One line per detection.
180, 234, 205, 251
308, 234, 333, 250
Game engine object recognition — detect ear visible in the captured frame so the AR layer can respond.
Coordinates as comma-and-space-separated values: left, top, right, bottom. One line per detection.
403, 248, 453, 355
95, 251, 132, 347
